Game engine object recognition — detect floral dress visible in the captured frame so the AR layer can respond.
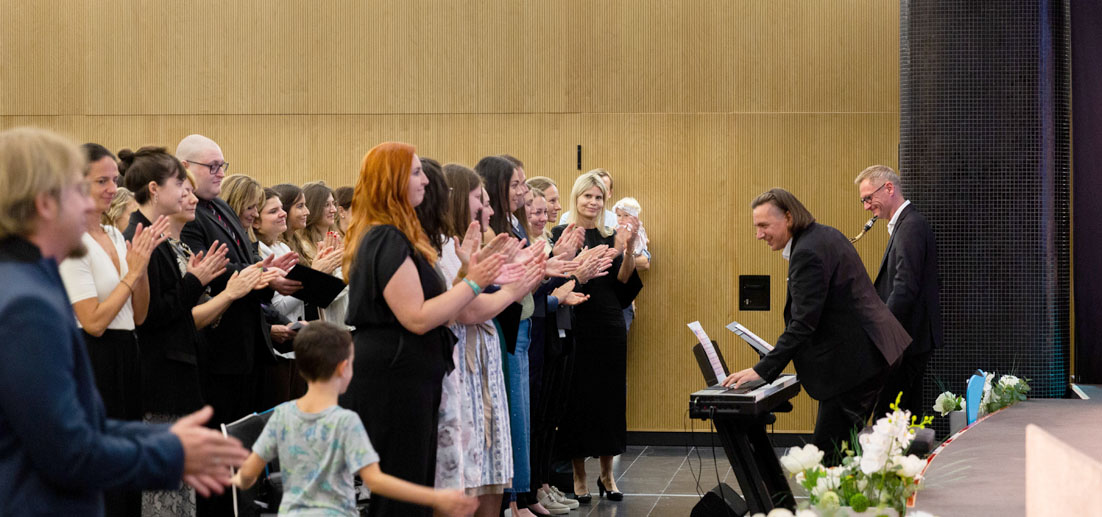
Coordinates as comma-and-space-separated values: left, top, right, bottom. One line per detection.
434, 238, 513, 493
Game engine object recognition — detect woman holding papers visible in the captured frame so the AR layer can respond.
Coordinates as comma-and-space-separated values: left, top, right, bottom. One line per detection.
254, 188, 305, 331
551, 171, 642, 503
300, 181, 349, 326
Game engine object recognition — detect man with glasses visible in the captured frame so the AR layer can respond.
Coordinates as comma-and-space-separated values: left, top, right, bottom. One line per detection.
855, 165, 943, 417
176, 134, 301, 516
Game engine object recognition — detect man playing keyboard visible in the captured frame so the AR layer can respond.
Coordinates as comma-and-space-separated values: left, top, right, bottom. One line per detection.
723, 189, 910, 465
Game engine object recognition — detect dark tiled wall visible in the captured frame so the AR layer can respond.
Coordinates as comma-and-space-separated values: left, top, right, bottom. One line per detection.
899, 0, 1071, 429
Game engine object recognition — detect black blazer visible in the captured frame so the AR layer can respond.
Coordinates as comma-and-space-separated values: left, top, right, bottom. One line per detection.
181, 197, 276, 376
875, 204, 944, 356
125, 211, 206, 414
753, 222, 911, 400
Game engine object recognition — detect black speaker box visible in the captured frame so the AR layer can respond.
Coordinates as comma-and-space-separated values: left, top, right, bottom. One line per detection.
690, 483, 748, 517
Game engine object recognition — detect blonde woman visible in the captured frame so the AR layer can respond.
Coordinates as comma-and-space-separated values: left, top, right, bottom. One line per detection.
552, 171, 642, 503
220, 174, 265, 242
103, 187, 138, 232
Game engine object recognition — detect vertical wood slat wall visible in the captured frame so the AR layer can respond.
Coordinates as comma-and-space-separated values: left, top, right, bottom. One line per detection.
0, 0, 899, 433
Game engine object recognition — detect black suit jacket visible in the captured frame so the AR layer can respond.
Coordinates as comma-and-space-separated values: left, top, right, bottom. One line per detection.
125, 211, 206, 414
181, 197, 276, 376
874, 204, 944, 356
753, 222, 911, 400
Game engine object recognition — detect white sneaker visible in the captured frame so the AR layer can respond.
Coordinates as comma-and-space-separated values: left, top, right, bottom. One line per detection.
543, 487, 580, 510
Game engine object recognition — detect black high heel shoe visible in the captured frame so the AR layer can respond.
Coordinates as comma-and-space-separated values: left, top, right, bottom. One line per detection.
597, 478, 623, 501
574, 492, 592, 504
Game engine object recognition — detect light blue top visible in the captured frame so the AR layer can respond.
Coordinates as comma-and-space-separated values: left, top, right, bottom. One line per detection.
254, 401, 379, 516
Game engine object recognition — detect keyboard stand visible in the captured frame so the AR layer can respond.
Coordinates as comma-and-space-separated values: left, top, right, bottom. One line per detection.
690, 375, 801, 514
708, 410, 794, 513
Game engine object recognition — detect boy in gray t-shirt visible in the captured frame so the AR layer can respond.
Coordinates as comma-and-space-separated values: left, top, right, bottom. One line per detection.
232, 322, 475, 516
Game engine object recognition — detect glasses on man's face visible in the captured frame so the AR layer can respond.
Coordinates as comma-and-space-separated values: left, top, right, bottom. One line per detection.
860, 182, 888, 204
191, 160, 230, 174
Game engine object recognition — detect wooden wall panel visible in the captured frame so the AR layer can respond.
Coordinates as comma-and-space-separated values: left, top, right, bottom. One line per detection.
0, 0, 894, 116
749, 0, 900, 113
1, 0, 900, 433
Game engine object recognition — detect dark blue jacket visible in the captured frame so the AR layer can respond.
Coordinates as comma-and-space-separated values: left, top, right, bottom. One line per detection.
0, 237, 183, 516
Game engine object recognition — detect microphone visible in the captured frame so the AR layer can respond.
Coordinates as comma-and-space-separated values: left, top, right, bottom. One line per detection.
850, 215, 878, 243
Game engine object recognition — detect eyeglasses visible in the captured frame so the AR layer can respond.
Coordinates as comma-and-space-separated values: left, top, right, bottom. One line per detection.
190, 160, 230, 174
860, 182, 888, 204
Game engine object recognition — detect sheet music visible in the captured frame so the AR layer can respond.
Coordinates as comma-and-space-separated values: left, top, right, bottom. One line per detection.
687, 321, 726, 381
725, 321, 775, 355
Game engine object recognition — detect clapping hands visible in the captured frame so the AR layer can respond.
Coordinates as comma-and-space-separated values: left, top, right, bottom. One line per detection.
187, 241, 230, 286
552, 223, 586, 259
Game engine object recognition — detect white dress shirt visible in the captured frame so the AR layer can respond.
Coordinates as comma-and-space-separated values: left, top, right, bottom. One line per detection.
887, 200, 912, 236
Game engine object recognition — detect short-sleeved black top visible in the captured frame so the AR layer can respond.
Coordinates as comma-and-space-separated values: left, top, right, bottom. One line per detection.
345, 225, 455, 373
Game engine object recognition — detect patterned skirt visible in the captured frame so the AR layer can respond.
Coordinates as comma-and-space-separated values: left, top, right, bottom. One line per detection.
434, 322, 513, 490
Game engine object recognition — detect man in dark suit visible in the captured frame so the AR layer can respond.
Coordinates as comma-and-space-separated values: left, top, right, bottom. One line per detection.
723, 188, 910, 463
856, 165, 943, 417
176, 135, 301, 424
177, 134, 302, 517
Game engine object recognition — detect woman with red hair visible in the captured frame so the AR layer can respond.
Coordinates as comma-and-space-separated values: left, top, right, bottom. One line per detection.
340, 142, 503, 517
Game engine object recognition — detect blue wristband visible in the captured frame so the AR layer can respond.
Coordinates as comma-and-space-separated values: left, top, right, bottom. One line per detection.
462, 277, 482, 296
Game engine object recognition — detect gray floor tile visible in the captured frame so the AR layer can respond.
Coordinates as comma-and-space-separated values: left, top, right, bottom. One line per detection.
578, 495, 659, 517
649, 494, 706, 516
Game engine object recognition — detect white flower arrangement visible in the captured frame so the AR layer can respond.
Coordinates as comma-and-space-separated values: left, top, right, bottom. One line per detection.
776, 393, 933, 516
931, 392, 964, 417
933, 372, 1030, 419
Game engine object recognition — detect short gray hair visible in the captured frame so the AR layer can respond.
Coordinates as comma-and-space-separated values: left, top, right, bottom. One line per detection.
854, 164, 901, 188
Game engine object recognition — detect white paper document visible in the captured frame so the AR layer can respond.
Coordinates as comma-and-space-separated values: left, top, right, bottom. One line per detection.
725, 321, 775, 356
687, 321, 727, 382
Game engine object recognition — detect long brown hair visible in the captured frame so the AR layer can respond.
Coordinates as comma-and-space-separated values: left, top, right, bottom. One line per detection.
273, 183, 311, 263
750, 188, 816, 233
343, 142, 436, 281
301, 181, 335, 257
442, 163, 482, 239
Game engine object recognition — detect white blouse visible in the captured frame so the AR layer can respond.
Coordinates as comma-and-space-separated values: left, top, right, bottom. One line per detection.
58, 226, 135, 331
258, 240, 305, 322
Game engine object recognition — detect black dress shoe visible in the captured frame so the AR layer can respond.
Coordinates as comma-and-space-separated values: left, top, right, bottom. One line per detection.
596, 478, 623, 501
574, 491, 592, 504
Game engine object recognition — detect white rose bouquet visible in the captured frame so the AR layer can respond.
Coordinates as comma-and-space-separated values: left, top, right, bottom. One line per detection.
779, 393, 932, 516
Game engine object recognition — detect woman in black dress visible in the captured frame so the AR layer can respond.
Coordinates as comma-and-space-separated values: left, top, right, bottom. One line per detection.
339, 142, 503, 517
550, 171, 642, 502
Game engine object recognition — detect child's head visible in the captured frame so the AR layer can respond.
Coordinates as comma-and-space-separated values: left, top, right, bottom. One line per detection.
613, 197, 641, 222
294, 321, 354, 390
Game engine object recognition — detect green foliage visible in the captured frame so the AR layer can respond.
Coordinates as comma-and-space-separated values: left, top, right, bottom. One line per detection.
849, 493, 870, 512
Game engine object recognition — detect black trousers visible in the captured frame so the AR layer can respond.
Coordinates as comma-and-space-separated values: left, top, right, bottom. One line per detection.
874, 349, 933, 418
813, 366, 890, 467
84, 329, 143, 517
529, 330, 572, 492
